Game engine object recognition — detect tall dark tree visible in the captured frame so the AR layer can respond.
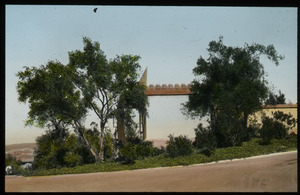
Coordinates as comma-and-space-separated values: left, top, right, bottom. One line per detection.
183, 36, 284, 147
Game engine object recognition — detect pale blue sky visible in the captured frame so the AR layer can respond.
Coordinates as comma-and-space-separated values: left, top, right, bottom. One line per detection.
5, 5, 297, 144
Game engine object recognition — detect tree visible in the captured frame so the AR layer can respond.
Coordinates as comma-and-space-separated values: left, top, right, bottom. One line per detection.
264, 90, 286, 105
109, 55, 148, 146
17, 37, 148, 162
182, 36, 284, 147
68, 38, 148, 161
17, 61, 86, 129
16, 60, 94, 162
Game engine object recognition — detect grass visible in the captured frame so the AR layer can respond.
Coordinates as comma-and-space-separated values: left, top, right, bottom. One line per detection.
22, 136, 297, 177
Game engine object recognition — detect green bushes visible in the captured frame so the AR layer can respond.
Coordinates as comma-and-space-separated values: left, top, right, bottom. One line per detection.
119, 140, 164, 163
22, 136, 297, 177
260, 111, 297, 144
192, 110, 297, 149
5, 154, 23, 175
193, 123, 217, 149
34, 129, 95, 169
166, 134, 193, 158
104, 131, 114, 159
22, 109, 296, 176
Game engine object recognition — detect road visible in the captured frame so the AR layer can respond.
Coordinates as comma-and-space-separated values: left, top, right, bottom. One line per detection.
5, 151, 297, 192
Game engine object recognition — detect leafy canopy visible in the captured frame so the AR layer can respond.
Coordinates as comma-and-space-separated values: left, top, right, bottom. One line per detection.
17, 61, 86, 128
183, 36, 284, 119
16, 37, 148, 162
183, 36, 284, 147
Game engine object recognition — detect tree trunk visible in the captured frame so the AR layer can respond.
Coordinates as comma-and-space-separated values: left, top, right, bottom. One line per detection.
210, 107, 217, 133
243, 112, 248, 130
82, 134, 99, 162
98, 125, 105, 162
117, 118, 126, 146
141, 113, 147, 140
75, 123, 100, 162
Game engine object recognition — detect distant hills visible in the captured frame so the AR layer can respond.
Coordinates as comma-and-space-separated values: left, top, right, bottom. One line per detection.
5, 143, 36, 162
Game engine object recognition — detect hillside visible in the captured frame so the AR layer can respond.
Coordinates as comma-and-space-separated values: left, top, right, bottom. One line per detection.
5, 143, 36, 162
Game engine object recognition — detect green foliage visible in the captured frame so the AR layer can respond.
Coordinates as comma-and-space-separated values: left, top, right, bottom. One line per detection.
104, 130, 114, 159
198, 147, 213, 157
5, 154, 23, 175
166, 135, 193, 158
119, 141, 163, 163
64, 152, 82, 167
84, 128, 100, 154
34, 129, 95, 169
119, 144, 139, 163
213, 112, 252, 147
182, 36, 284, 148
63, 134, 85, 167
34, 128, 68, 169
23, 137, 296, 177
126, 129, 141, 144
5, 154, 21, 167
265, 90, 286, 105
67, 38, 148, 161
259, 111, 297, 144
16, 37, 148, 162
193, 123, 217, 149
16, 61, 85, 128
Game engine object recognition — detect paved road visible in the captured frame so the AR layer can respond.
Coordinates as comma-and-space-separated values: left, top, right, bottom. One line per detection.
5, 151, 297, 192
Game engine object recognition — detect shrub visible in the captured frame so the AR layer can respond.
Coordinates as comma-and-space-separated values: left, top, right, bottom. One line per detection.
119, 141, 159, 163
33, 129, 68, 169
215, 111, 253, 148
5, 154, 22, 167
127, 135, 143, 145
260, 111, 297, 144
153, 146, 166, 156
104, 130, 114, 159
119, 144, 138, 163
198, 147, 213, 157
288, 132, 297, 139
247, 124, 260, 140
260, 116, 282, 144
64, 152, 83, 167
5, 154, 23, 175
166, 134, 193, 158
34, 130, 95, 169
193, 123, 217, 149
22, 136, 297, 177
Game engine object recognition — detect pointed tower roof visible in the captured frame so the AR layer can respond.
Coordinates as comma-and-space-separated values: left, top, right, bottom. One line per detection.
139, 67, 147, 86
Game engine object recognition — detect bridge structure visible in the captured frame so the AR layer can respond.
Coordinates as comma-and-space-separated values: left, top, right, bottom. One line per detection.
137, 68, 193, 141
116, 67, 192, 144
140, 67, 192, 96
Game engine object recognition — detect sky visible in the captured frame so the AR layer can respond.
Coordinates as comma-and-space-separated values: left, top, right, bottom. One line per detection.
5, 5, 297, 144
